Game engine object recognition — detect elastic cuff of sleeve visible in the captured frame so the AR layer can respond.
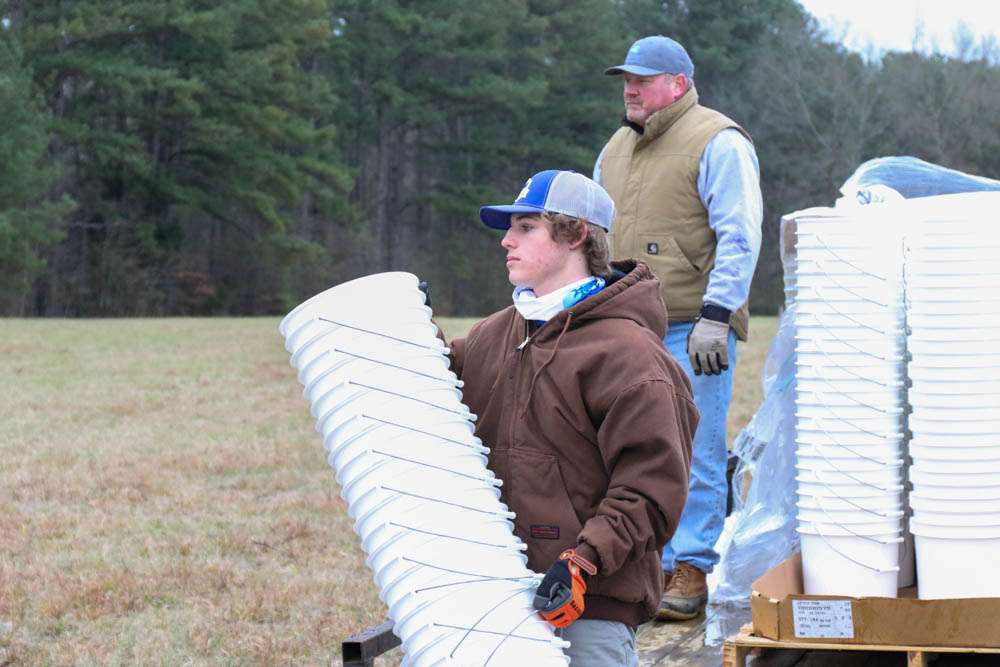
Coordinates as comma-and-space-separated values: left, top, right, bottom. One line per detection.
700, 303, 731, 324
571, 543, 602, 575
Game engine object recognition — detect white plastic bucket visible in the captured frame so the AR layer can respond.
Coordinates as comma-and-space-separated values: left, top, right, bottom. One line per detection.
908, 389, 1000, 408
907, 378, 1000, 397
795, 377, 904, 395
798, 524, 901, 597
909, 405, 1000, 423
913, 483, 1000, 501
796, 429, 902, 448
910, 458, 1000, 474
796, 351, 905, 369
907, 312, 1000, 328
796, 364, 902, 385
796, 445, 900, 464
796, 464, 903, 488
912, 509, 1000, 527
797, 414, 905, 436
909, 467, 1000, 488
796, 476, 903, 498
796, 504, 904, 527
909, 415, 1000, 435
796, 389, 903, 409
908, 352, 1000, 369
909, 493, 1000, 514
796, 311, 903, 331
796, 456, 903, 472
797, 493, 902, 515
904, 285, 1000, 302
909, 443, 1000, 461
795, 402, 903, 421
909, 520, 1000, 599
795, 338, 901, 359
795, 285, 898, 304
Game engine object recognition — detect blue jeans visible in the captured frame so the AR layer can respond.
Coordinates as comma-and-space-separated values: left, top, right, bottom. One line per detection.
661, 321, 738, 574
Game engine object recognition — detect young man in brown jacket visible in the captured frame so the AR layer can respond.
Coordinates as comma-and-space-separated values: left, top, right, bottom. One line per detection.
447, 170, 697, 666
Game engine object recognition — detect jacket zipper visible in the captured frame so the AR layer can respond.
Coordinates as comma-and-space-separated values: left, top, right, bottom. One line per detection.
508, 321, 531, 447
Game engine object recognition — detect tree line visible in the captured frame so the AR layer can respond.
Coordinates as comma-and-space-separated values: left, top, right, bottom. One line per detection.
2, 0, 999, 317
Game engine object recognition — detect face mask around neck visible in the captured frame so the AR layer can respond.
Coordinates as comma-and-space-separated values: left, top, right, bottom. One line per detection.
512, 276, 605, 322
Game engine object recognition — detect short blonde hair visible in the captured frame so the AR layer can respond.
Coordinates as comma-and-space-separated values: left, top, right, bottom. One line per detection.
543, 213, 612, 278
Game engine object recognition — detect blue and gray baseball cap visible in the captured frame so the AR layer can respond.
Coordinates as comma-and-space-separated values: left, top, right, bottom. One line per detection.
479, 170, 615, 231
604, 35, 694, 78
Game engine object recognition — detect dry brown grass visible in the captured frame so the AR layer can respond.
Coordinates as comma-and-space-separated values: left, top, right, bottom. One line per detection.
0, 315, 776, 665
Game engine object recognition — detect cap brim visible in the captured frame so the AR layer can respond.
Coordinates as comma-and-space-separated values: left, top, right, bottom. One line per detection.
479, 204, 546, 230
604, 64, 665, 76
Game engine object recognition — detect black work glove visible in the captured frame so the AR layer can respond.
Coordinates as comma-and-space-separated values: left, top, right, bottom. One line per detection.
532, 548, 597, 628
417, 280, 431, 309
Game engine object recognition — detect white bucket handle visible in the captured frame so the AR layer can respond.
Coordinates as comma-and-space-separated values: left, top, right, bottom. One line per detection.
799, 479, 900, 516
804, 465, 897, 493
799, 327, 892, 361
807, 386, 898, 416
809, 253, 889, 286
803, 521, 901, 574
806, 327, 901, 382
804, 301, 897, 339
807, 406, 899, 441
807, 280, 889, 309
805, 440, 901, 491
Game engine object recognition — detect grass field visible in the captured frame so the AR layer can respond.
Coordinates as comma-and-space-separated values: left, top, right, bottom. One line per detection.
1, 315, 778, 665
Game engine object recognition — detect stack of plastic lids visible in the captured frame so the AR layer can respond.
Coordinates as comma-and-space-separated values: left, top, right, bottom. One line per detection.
793, 208, 910, 597
279, 272, 569, 665
903, 193, 1000, 600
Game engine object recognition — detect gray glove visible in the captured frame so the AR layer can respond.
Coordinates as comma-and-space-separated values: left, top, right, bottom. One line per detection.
686, 309, 731, 376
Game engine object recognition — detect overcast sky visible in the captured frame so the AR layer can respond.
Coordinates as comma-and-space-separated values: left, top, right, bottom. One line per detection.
797, 0, 1000, 58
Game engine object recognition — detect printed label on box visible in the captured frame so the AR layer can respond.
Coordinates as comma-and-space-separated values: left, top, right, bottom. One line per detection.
792, 599, 854, 638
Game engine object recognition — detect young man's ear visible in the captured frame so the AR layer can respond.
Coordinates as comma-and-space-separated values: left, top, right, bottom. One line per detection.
567, 220, 589, 250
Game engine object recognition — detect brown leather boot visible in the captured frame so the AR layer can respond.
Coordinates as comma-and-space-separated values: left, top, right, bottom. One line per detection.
655, 562, 708, 621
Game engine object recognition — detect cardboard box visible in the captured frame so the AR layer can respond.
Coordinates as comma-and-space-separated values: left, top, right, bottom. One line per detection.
751, 553, 1000, 648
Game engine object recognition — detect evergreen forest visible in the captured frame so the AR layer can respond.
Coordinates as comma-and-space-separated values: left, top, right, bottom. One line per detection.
3, 0, 999, 316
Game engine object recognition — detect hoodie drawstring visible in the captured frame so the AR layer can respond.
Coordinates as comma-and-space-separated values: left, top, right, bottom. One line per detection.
520, 312, 573, 416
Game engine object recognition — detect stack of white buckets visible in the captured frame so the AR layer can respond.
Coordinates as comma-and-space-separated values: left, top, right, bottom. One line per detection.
904, 194, 1000, 599
794, 210, 912, 597
279, 273, 571, 665
794, 193, 1000, 599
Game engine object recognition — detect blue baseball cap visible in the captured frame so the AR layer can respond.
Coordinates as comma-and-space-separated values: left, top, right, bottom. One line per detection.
479, 170, 615, 231
605, 35, 694, 78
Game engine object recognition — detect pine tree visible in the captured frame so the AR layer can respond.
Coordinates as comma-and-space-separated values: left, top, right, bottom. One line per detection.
0, 31, 73, 313
17, 0, 350, 314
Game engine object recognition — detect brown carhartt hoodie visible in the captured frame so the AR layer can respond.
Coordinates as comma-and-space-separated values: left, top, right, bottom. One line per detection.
450, 260, 697, 628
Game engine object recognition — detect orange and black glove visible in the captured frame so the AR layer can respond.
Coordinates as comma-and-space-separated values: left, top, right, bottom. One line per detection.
532, 548, 599, 628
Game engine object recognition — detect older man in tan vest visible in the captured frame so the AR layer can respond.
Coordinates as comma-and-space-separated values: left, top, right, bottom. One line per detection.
594, 35, 762, 621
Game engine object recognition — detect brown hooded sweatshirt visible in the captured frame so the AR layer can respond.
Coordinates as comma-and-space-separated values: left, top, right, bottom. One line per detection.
449, 260, 697, 628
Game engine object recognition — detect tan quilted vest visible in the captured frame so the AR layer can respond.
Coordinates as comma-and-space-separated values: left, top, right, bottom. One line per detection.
600, 87, 751, 340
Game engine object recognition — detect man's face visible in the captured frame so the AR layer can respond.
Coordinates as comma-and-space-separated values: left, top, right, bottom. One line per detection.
623, 72, 686, 126
501, 214, 577, 296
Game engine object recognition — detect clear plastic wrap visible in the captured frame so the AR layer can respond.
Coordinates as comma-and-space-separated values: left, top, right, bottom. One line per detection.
710, 301, 798, 605
837, 156, 1000, 206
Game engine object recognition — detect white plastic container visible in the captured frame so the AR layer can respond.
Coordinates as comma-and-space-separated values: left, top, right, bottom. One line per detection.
909, 443, 1000, 461
796, 445, 900, 464
909, 493, 1000, 515
798, 523, 901, 597
795, 476, 904, 498
910, 520, 1000, 599
909, 467, 1000, 488
796, 504, 904, 528
796, 463, 903, 488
